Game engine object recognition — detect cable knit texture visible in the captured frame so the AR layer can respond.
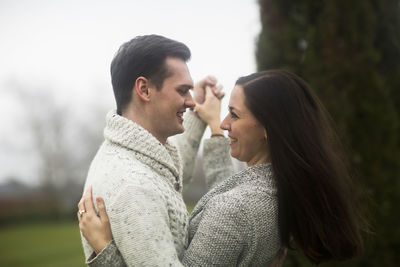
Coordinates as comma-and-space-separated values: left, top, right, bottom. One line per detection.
89, 136, 281, 267
202, 136, 234, 189
182, 137, 281, 266
81, 110, 205, 267
170, 112, 207, 186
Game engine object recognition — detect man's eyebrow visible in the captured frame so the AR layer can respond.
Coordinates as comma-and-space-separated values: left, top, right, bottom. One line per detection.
177, 84, 194, 90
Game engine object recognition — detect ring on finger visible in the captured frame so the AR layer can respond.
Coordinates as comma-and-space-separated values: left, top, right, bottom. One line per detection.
77, 209, 86, 217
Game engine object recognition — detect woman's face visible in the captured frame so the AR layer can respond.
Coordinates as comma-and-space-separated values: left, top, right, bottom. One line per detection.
220, 85, 269, 166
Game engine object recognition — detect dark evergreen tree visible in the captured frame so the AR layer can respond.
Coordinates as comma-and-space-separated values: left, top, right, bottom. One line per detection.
256, 0, 400, 266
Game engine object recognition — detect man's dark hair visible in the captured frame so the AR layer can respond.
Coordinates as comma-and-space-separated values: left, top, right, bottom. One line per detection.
110, 35, 191, 114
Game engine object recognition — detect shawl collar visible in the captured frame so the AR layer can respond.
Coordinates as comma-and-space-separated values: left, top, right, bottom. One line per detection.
103, 110, 182, 191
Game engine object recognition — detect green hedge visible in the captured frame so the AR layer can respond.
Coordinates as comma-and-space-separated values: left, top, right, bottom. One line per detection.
256, 0, 400, 266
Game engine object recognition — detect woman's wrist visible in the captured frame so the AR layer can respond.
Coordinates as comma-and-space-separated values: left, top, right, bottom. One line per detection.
209, 122, 223, 136
211, 133, 224, 138
94, 239, 112, 254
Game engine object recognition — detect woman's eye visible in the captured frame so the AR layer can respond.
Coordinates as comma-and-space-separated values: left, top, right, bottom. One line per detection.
230, 112, 238, 119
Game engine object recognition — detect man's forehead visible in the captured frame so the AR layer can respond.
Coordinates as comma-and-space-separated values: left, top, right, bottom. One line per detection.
165, 58, 193, 87
165, 57, 188, 71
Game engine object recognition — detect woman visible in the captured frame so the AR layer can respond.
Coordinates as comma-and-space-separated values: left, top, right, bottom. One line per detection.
78, 70, 365, 266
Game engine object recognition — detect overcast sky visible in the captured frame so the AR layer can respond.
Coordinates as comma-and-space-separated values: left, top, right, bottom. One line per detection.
0, 0, 260, 185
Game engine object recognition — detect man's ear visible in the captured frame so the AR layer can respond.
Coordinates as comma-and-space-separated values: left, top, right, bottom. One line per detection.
134, 76, 151, 102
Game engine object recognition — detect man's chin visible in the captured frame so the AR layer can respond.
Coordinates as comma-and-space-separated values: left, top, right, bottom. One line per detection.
170, 125, 185, 137
177, 125, 185, 134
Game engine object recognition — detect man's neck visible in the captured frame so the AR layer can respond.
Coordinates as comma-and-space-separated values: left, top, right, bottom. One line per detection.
122, 109, 167, 145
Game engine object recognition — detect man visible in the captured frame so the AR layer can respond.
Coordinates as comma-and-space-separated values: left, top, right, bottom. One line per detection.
78, 35, 219, 266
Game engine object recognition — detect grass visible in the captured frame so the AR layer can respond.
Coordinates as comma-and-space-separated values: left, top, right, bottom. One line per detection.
0, 221, 86, 267
0, 204, 195, 267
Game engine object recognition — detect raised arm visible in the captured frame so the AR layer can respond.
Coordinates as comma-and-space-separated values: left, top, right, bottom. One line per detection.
171, 76, 224, 186
202, 136, 234, 190
170, 111, 206, 185
195, 86, 234, 189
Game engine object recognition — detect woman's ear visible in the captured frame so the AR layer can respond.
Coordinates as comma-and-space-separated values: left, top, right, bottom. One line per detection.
134, 76, 151, 102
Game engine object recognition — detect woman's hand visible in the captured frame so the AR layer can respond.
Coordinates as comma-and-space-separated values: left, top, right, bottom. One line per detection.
77, 186, 113, 254
195, 86, 224, 136
193, 76, 224, 104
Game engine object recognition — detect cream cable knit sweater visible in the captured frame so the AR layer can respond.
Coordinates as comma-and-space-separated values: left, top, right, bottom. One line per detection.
81, 110, 206, 267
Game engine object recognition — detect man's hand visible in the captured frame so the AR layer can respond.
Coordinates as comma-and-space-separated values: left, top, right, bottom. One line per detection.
193, 76, 224, 104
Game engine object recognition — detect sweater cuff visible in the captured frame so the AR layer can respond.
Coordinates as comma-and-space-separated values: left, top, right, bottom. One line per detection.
86, 239, 118, 266
182, 111, 207, 141
204, 136, 229, 149
203, 137, 231, 165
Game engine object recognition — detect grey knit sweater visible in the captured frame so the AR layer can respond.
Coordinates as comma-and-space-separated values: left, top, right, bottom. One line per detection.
88, 132, 281, 266
182, 137, 281, 266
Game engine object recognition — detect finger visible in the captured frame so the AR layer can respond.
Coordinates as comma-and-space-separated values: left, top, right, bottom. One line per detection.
211, 85, 224, 99
205, 75, 217, 85
193, 103, 203, 114
77, 198, 85, 221
198, 75, 217, 87
203, 75, 217, 86
77, 198, 85, 210
205, 85, 214, 98
212, 85, 223, 93
216, 91, 225, 100
215, 94, 224, 100
193, 95, 201, 105
205, 86, 220, 103
96, 197, 110, 223
83, 185, 96, 216
215, 84, 223, 91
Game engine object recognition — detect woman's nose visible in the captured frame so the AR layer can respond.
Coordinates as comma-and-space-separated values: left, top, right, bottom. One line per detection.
220, 114, 230, 131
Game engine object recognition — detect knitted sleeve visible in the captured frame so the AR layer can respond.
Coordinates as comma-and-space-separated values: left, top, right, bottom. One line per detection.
170, 111, 206, 186
87, 240, 127, 267
203, 137, 234, 190
87, 185, 184, 267
182, 194, 251, 266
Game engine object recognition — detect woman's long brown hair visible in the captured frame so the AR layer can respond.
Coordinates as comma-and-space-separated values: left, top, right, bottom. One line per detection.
237, 70, 366, 264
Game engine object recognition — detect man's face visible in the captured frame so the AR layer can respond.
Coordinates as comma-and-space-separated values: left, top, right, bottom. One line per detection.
148, 57, 195, 142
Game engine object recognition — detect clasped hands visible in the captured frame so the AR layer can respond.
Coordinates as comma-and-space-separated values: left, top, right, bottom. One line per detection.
192, 76, 225, 136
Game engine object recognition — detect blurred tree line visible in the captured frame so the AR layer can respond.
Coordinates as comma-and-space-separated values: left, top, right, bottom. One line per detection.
256, 0, 399, 266
0, 82, 108, 225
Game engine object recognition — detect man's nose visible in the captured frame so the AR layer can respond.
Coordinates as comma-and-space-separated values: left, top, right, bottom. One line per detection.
185, 92, 195, 108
